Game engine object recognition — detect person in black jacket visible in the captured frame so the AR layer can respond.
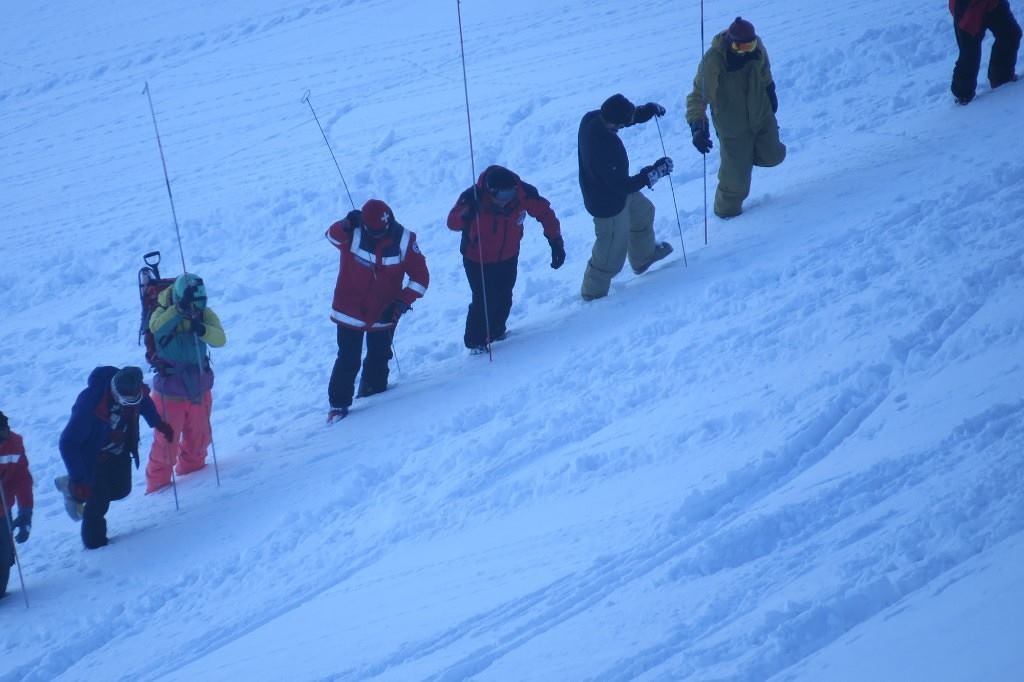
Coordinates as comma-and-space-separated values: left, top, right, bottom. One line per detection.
950, 0, 1021, 104
578, 94, 674, 301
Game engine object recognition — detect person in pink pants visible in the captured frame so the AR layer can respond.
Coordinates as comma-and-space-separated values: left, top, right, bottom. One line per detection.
144, 273, 226, 494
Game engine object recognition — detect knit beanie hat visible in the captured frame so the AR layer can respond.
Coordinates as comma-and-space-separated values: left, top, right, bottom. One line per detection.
600, 94, 635, 126
361, 199, 392, 235
111, 366, 144, 406
726, 17, 756, 42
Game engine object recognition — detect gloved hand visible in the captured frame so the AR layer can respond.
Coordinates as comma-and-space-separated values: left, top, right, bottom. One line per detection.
690, 119, 713, 154
344, 209, 363, 232
11, 508, 31, 544
461, 192, 479, 224
548, 236, 566, 269
767, 82, 778, 114
638, 102, 666, 119
155, 420, 174, 443
70, 482, 92, 502
190, 314, 207, 338
378, 298, 411, 323
645, 157, 674, 188
176, 284, 197, 315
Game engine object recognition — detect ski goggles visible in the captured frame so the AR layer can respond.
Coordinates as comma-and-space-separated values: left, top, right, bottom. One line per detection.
489, 186, 516, 203
730, 38, 758, 54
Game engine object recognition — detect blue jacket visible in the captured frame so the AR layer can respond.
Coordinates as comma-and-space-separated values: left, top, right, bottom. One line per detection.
59, 366, 161, 485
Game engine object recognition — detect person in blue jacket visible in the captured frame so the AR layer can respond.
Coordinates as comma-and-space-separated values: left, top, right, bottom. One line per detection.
57, 366, 172, 549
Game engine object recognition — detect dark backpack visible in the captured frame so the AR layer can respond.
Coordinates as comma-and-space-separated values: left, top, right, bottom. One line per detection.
137, 251, 175, 373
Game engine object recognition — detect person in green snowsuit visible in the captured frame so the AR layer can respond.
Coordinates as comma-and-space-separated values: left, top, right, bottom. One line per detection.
686, 16, 786, 219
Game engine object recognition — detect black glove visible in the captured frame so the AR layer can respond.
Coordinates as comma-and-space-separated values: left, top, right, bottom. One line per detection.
344, 209, 362, 232
155, 420, 174, 443
767, 82, 778, 114
378, 298, 411, 323
645, 157, 674, 188
690, 119, 713, 154
548, 236, 566, 269
11, 508, 31, 544
461, 191, 479, 224
636, 102, 666, 121
190, 316, 207, 337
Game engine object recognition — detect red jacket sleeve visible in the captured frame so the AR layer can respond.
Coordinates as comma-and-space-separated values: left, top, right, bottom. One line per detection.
398, 233, 430, 307
326, 220, 353, 249
1, 433, 33, 512
521, 183, 561, 242
446, 188, 475, 231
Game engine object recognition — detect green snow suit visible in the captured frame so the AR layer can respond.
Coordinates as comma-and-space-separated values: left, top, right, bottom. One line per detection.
686, 32, 786, 218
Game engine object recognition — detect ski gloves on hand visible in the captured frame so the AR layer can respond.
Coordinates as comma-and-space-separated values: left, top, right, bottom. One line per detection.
378, 299, 411, 324
691, 119, 713, 154
644, 157, 674, 188
548, 236, 566, 269
460, 193, 479, 224
11, 508, 31, 544
155, 420, 174, 443
344, 209, 362, 231
635, 102, 667, 122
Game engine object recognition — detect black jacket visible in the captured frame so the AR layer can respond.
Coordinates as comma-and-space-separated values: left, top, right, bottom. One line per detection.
577, 110, 652, 218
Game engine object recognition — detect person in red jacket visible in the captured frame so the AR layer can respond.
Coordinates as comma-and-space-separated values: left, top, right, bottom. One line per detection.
950, 0, 1021, 104
1, 410, 33, 598
326, 199, 430, 422
447, 165, 565, 352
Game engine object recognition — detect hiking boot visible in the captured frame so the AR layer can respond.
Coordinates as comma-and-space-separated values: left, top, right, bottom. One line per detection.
468, 344, 489, 355
327, 407, 349, 424
54, 476, 85, 521
356, 384, 387, 399
633, 241, 674, 274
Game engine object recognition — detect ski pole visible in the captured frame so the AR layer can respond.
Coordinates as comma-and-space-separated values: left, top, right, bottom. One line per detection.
301, 90, 356, 211
156, 393, 181, 509
142, 82, 189, 274
699, 1, 708, 245
456, 0, 493, 360
0, 483, 29, 608
654, 117, 688, 267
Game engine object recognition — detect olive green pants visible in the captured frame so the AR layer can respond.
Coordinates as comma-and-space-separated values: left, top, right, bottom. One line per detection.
581, 192, 657, 299
715, 125, 787, 218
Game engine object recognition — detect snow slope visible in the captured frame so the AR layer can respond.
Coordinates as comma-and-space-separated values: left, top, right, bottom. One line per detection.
2, 1, 1023, 680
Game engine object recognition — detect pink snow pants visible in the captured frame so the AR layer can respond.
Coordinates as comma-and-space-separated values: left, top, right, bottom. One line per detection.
146, 391, 213, 493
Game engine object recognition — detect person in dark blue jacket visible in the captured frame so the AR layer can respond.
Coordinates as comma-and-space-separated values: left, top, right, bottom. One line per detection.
57, 366, 172, 549
578, 93, 675, 301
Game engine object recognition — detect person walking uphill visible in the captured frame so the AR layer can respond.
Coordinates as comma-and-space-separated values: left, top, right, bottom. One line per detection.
579, 93, 675, 301
686, 17, 786, 219
145, 273, 226, 494
326, 199, 429, 423
447, 165, 565, 351
1, 411, 33, 597
58, 367, 173, 549
950, 0, 1021, 104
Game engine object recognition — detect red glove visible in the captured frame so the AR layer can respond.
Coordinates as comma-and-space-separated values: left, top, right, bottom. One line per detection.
155, 421, 174, 442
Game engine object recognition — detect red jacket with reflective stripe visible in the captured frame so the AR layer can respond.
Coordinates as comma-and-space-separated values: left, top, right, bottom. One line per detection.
0, 431, 33, 518
447, 166, 561, 264
326, 219, 430, 330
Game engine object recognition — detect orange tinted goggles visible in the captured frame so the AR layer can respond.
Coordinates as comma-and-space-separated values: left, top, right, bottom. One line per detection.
731, 38, 758, 54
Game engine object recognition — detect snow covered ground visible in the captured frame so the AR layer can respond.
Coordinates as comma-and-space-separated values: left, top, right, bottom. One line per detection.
2, 1, 1023, 680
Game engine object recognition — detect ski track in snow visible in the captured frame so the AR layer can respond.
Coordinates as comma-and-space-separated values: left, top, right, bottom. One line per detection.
3, 1, 1024, 680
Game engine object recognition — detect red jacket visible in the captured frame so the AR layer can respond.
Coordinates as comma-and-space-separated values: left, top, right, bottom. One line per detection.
326, 218, 429, 330
0, 431, 33, 518
447, 166, 561, 264
950, 0, 1000, 35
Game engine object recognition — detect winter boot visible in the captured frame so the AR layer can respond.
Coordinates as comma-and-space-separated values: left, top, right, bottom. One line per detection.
633, 241, 674, 274
327, 407, 349, 424
54, 476, 85, 521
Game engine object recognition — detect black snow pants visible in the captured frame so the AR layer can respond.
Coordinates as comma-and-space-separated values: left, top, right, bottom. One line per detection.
328, 324, 395, 409
951, 0, 1022, 102
463, 256, 518, 349
0, 520, 12, 597
81, 453, 133, 549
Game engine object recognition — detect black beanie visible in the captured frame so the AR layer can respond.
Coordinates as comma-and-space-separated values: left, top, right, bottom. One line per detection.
485, 166, 518, 192
112, 366, 144, 402
726, 17, 756, 42
600, 94, 635, 125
